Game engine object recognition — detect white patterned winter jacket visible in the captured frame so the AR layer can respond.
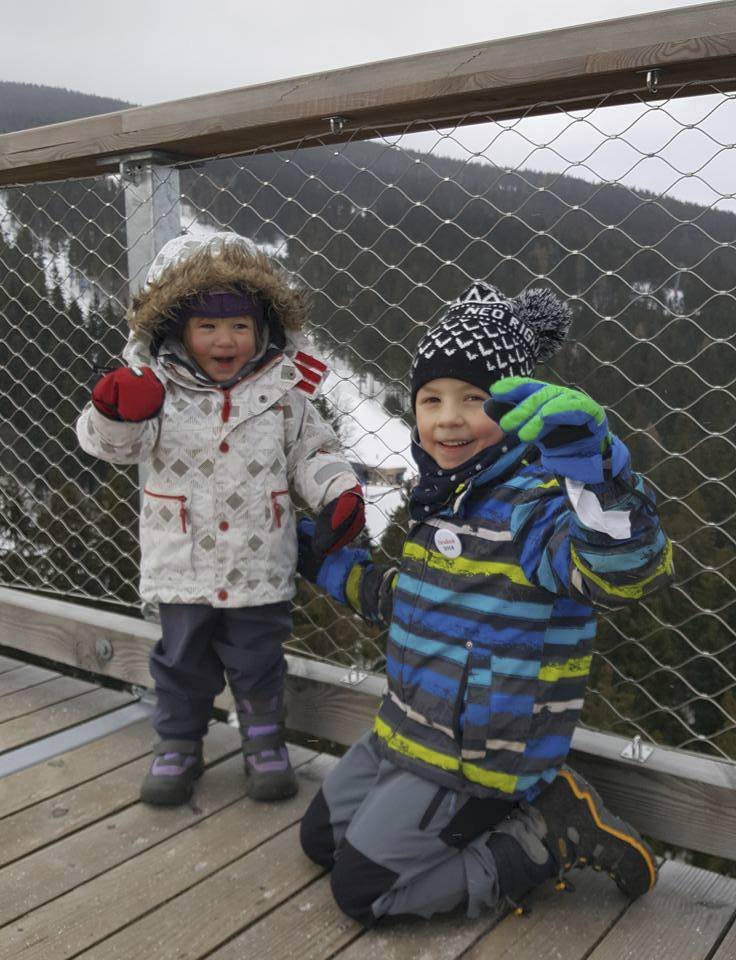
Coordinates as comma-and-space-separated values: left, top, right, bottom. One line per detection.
77, 351, 356, 606
76, 231, 358, 607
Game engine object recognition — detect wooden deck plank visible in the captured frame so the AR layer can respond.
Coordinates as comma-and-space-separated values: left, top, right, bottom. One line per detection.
0, 721, 240, 869
459, 870, 630, 960
0, 687, 733, 960
206, 873, 361, 960
0, 686, 134, 753
711, 917, 736, 959
0, 675, 96, 723
0, 750, 327, 959
0, 730, 298, 928
337, 901, 501, 960
588, 860, 736, 960
0, 718, 154, 818
75, 823, 333, 960
0, 654, 26, 674
0, 664, 58, 696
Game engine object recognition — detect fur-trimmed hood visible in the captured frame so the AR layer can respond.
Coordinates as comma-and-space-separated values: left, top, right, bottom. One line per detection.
127, 232, 308, 349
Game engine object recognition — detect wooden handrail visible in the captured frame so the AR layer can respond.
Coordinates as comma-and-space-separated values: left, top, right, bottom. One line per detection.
1, 2, 736, 186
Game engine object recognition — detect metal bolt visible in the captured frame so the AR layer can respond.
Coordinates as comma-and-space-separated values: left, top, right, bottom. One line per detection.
326, 116, 349, 135
95, 637, 114, 662
620, 734, 653, 763
341, 664, 367, 686
131, 685, 157, 704
646, 69, 661, 95
121, 161, 144, 186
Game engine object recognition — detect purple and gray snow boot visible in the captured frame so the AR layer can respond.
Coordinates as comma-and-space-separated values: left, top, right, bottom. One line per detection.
140, 739, 204, 806
238, 696, 298, 802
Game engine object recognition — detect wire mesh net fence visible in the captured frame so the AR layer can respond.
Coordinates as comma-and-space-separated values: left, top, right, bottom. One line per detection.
1, 76, 735, 759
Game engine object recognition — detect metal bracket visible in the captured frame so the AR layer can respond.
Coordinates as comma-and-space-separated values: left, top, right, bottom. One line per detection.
341, 664, 367, 686
131, 685, 157, 705
325, 116, 350, 135
95, 149, 186, 178
620, 734, 653, 763
645, 69, 661, 95
119, 151, 185, 185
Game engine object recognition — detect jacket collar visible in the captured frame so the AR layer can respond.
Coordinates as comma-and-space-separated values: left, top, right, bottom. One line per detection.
408, 432, 529, 521
156, 349, 297, 398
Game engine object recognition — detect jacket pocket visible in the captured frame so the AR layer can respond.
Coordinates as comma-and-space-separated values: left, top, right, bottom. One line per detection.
140, 486, 194, 579
270, 488, 290, 529
143, 488, 188, 533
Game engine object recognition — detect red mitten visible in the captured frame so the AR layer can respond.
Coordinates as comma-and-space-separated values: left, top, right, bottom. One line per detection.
313, 484, 365, 555
91, 367, 165, 422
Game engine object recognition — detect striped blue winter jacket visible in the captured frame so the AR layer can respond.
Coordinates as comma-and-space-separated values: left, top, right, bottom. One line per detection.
312, 441, 673, 801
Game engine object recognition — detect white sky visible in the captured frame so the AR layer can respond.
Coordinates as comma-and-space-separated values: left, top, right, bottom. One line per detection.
2, 0, 733, 210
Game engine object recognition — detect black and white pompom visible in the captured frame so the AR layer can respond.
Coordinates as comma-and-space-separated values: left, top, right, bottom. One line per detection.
514, 288, 572, 363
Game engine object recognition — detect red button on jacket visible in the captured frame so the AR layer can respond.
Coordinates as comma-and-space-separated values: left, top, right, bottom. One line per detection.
219, 441, 229, 453
219, 521, 229, 532
217, 589, 228, 601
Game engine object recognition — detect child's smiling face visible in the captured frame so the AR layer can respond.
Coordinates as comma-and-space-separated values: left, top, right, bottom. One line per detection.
415, 377, 504, 470
183, 314, 258, 382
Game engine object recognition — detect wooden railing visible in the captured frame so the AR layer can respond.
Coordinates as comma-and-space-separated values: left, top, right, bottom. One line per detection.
1, 1, 736, 186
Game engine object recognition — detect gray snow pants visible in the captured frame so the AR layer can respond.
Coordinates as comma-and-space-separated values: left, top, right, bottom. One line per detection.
300, 731, 512, 925
149, 601, 292, 740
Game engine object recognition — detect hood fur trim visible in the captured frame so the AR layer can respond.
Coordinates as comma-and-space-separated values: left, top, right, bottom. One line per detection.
127, 233, 308, 344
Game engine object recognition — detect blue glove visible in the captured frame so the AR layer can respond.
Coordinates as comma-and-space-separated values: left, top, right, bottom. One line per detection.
296, 518, 370, 603
487, 377, 627, 484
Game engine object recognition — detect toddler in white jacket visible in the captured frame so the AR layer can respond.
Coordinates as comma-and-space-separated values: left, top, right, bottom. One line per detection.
77, 232, 363, 805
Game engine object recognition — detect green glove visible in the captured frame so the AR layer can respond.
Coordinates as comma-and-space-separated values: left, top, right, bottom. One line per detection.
486, 377, 620, 484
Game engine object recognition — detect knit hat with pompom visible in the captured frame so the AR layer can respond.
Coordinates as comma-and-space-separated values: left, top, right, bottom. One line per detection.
410, 281, 572, 406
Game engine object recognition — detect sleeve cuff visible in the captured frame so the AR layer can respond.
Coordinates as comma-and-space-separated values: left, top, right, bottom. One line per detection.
565, 477, 632, 540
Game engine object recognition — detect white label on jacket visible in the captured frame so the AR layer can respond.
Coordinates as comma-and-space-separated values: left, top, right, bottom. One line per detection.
434, 528, 462, 558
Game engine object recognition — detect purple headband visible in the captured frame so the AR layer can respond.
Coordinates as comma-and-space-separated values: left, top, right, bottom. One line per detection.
177, 290, 264, 325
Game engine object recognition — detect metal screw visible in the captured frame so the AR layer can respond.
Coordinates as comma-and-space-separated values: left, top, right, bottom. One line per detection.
121, 161, 144, 186
326, 116, 349, 135
646, 69, 661, 95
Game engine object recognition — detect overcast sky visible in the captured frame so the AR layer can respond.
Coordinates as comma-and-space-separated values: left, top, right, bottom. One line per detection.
3, 0, 733, 212
1, 0, 719, 105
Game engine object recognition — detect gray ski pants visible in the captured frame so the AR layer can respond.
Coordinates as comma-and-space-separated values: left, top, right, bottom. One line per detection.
300, 731, 512, 925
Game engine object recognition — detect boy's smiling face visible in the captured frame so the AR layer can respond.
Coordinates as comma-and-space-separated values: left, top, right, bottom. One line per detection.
183, 314, 258, 382
415, 377, 504, 470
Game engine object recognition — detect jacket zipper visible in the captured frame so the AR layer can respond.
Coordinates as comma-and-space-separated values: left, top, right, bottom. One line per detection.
271, 489, 289, 528
398, 526, 429, 708
221, 388, 232, 423
143, 489, 188, 534
452, 653, 472, 745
